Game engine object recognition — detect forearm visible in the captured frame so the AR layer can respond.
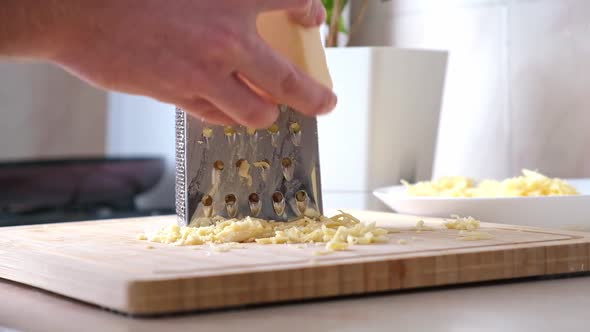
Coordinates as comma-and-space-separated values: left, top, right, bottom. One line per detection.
0, 0, 71, 59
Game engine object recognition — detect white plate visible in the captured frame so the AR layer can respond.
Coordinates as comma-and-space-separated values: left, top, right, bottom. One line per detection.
373, 179, 590, 230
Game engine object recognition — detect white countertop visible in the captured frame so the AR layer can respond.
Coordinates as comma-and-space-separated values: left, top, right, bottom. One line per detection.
1, 275, 588, 332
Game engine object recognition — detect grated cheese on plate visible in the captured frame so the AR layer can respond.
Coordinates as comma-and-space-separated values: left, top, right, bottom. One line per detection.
402, 169, 579, 198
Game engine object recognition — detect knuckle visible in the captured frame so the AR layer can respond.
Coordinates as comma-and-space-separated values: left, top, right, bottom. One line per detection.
279, 69, 300, 96
200, 28, 246, 75
242, 107, 277, 128
209, 27, 244, 57
198, 108, 217, 119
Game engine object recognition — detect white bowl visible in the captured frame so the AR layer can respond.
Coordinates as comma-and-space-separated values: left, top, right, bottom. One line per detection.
373, 179, 590, 230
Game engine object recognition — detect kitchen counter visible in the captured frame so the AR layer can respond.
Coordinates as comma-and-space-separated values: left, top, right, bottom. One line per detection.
1, 275, 588, 332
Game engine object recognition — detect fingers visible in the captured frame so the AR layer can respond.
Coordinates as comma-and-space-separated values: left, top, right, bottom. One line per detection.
288, 0, 326, 27
177, 98, 236, 126
206, 74, 279, 128
237, 41, 337, 117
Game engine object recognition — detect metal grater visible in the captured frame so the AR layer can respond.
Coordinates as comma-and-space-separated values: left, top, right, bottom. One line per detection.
175, 107, 323, 226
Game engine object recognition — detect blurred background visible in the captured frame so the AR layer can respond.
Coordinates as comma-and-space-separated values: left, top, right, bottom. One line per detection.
1, 0, 589, 226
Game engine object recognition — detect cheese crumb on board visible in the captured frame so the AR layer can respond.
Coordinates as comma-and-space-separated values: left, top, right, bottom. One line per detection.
413, 220, 435, 232
443, 215, 494, 241
402, 169, 579, 197
444, 215, 480, 231
397, 239, 408, 245
138, 211, 389, 253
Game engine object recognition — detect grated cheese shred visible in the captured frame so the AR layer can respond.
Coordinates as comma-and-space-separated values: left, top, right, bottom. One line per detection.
444, 215, 494, 241
444, 215, 480, 231
413, 220, 435, 232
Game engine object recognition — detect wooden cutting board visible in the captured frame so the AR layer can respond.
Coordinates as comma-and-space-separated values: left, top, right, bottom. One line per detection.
0, 210, 589, 315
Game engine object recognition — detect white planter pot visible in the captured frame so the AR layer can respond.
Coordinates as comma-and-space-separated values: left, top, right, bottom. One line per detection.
319, 47, 448, 211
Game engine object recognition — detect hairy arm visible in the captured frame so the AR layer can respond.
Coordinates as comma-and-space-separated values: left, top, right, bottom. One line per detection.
0, 0, 335, 128
0, 0, 62, 58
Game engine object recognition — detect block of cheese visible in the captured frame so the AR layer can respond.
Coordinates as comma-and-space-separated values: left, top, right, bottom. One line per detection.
256, 11, 333, 89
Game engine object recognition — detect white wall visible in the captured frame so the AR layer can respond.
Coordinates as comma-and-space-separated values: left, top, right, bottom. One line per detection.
320, 47, 447, 211
0, 63, 106, 160
350, 0, 590, 179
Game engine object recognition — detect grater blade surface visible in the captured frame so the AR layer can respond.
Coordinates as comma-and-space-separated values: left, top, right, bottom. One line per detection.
175, 105, 323, 226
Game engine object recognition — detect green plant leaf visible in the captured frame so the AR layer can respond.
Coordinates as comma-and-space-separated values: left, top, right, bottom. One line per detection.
322, 0, 350, 35
338, 19, 348, 33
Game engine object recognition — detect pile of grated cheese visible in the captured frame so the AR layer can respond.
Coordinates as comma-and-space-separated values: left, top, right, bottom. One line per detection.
137, 211, 391, 252
402, 169, 579, 198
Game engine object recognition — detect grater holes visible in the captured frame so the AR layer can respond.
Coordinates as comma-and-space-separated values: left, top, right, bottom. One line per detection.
225, 194, 238, 218
203, 127, 213, 138
253, 159, 270, 182
224, 126, 237, 144
202, 127, 213, 149
267, 123, 279, 134
289, 122, 302, 146
254, 159, 270, 169
224, 126, 236, 135
281, 157, 294, 181
295, 190, 307, 202
272, 191, 286, 216
295, 190, 309, 215
236, 159, 247, 168
201, 195, 214, 217
213, 160, 225, 171
248, 193, 261, 217
268, 123, 280, 147
211, 161, 224, 188
236, 159, 253, 186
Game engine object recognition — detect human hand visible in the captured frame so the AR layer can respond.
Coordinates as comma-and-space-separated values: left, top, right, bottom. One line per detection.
42, 0, 335, 127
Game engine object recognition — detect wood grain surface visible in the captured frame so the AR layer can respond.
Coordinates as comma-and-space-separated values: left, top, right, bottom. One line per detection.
0, 210, 588, 315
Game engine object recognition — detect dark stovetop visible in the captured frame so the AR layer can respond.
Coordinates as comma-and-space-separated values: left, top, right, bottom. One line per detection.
0, 156, 170, 227
0, 207, 175, 227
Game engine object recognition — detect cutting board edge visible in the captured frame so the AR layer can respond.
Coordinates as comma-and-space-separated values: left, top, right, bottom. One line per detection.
120, 239, 590, 315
